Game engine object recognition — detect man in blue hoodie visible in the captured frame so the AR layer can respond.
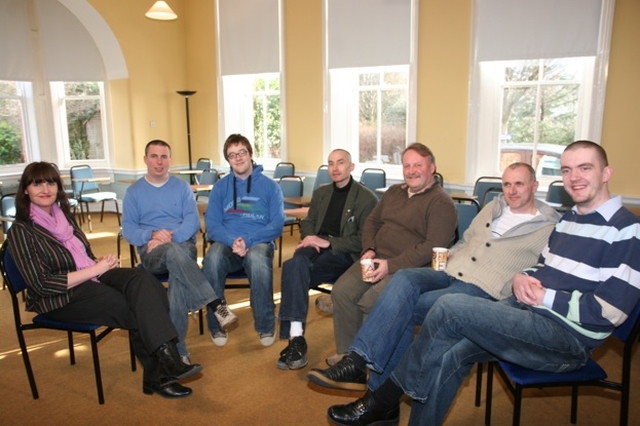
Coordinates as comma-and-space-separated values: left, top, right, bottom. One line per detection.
203, 134, 285, 347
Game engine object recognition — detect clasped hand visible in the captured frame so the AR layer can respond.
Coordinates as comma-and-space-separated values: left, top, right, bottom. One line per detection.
512, 273, 546, 306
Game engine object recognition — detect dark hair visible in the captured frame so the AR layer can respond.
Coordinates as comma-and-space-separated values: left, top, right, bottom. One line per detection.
145, 139, 172, 156
402, 142, 436, 164
564, 140, 608, 167
15, 162, 71, 221
223, 134, 253, 161
505, 162, 536, 182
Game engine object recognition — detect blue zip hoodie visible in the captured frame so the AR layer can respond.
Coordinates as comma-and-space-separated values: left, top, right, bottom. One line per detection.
204, 163, 285, 248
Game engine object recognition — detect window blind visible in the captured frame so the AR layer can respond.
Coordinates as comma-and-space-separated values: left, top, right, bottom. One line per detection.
475, 0, 602, 61
327, 0, 412, 69
218, 0, 280, 76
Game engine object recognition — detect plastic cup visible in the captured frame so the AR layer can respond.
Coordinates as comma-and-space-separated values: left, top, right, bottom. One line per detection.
432, 247, 449, 271
360, 259, 375, 282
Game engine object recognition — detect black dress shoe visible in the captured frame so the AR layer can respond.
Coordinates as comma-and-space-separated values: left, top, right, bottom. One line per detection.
328, 391, 399, 426
143, 381, 193, 398
307, 356, 367, 391
155, 341, 203, 380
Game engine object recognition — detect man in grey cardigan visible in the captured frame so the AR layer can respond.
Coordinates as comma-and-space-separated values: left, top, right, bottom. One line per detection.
276, 149, 378, 370
308, 162, 560, 391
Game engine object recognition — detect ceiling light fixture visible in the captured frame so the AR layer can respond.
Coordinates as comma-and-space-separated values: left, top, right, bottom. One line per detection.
145, 1, 177, 21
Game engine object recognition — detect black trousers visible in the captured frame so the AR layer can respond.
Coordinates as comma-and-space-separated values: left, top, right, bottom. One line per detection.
46, 268, 177, 382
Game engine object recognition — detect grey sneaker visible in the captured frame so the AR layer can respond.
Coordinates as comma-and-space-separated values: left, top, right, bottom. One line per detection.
259, 327, 276, 347
210, 330, 228, 347
214, 301, 238, 328
276, 336, 308, 370
315, 295, 333, 314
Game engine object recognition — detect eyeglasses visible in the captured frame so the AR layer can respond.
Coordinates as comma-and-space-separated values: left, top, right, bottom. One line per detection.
227, 149, 249, 160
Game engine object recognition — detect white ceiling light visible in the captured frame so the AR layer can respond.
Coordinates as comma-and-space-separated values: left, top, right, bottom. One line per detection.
145, 1, 177, 21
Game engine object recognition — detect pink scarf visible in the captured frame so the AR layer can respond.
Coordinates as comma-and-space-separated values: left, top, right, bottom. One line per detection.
30, 203, 96, 271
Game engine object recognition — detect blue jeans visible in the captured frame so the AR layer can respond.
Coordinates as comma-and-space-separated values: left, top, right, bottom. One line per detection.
350, 267, 494, 390
390, 294, 591, 426
278, 246, 353, 339
202, 242, 275, 335
140, 241, 218, 358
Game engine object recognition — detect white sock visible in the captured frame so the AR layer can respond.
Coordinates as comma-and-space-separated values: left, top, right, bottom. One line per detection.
290, 321, 303, 338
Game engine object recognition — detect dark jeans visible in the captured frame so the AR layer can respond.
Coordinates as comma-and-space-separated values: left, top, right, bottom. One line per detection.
46, 268, 178, 383
278, 246, 353, 339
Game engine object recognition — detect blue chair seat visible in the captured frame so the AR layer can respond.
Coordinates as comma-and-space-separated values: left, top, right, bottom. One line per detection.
498, 359, 607, 386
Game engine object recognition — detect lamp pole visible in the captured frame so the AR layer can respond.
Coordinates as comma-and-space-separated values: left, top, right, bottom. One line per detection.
176, 91, 197, 181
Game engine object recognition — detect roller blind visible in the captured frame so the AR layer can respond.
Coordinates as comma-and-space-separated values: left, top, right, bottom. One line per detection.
475, 0, 602, 61
327, 0, 412, 69
218, 0, 280, 76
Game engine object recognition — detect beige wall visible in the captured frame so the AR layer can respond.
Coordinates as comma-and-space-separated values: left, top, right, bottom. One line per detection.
90, 0, 639, 197
601, 0, 640, 197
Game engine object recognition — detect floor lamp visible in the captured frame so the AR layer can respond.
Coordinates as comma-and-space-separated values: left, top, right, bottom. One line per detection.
176, 90, 197, 182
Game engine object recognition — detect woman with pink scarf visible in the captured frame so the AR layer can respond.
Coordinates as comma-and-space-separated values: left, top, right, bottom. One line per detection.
7, 162, 201, 398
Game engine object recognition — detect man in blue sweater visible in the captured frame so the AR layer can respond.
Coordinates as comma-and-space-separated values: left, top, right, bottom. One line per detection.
203, 134, 285, 347
122, 140, 237, 364
324, 140, 640, 426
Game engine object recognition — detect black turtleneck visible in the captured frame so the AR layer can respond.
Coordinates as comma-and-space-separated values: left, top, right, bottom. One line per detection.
318, 176, 353, 237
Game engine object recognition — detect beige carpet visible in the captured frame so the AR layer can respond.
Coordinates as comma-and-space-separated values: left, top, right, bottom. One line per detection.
0, 213, 638, 425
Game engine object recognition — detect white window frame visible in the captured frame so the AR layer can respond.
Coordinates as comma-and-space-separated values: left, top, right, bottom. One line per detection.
474, 58, 595, 184
466, 0, 614, 187
328, 66, 411, 170
221, 73, 282, 169
49, 81, 111, 169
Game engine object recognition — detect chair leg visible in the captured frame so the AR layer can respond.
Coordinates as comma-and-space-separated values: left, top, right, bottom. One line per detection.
128, 332, 137, 372
278, 235, 283, 267
485, 362, 494, 425
198, 309, 204, 335
570, 385, 579, 424
100, 201, 106, 223
476, 362, 484, 407
17, 328, 39, 399
67, 331, 76, 365
114, 200, 121, 225
88, 331, 105, 404
513, 386, 523, 426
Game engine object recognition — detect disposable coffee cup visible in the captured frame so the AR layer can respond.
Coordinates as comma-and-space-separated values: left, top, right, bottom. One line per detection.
432, 247, 449, 271
360, 259, 375, 282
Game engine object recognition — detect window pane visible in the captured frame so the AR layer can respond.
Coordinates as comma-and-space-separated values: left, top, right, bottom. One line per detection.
0, 98, 26, 165
359, 89, 379, 163
252, 76, 281, 159
504, 62, 539, 82
0, 81, 26, 165
358, 69, 408, 165
539, 84, 578, 144
501, 86, 536, 144
62, 82, 104, 161
380, 89, 407, 165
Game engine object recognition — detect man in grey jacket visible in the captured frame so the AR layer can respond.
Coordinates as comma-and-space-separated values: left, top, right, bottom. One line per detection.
277, 149, 378, 370
307, 162, 560, 391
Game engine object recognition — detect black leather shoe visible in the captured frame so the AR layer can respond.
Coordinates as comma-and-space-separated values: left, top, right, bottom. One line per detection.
307, 355, 367, 391
328, 391, 399, 426
143, 381, 193, 398
155, 341, 203, 380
